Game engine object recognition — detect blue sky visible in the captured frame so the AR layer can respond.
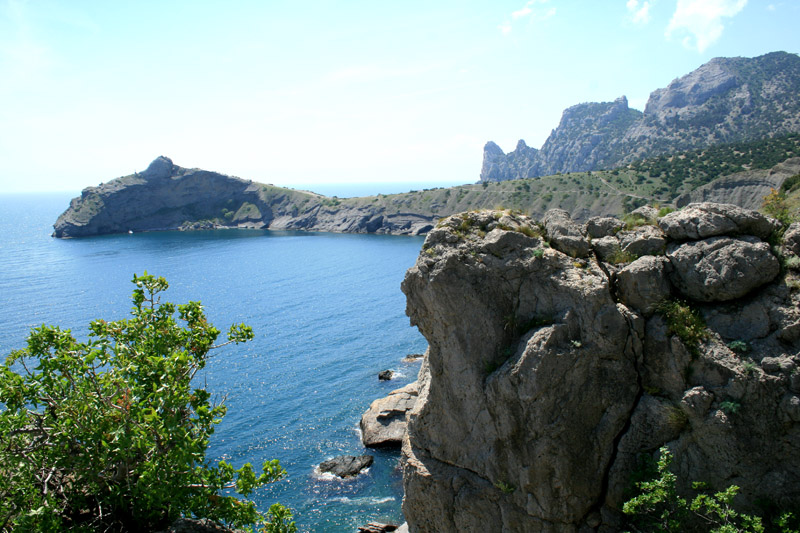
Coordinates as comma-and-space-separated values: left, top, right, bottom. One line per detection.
0, 0, 797, 194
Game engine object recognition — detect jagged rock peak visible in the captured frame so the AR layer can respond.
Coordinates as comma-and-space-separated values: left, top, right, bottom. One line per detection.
483, 140, 504, 156
479, 51, 800, 182
142, 156, 175, 179
644, 57, 738, 115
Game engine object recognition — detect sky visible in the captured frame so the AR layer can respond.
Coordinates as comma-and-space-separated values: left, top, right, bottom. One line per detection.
0, 0, 798, 194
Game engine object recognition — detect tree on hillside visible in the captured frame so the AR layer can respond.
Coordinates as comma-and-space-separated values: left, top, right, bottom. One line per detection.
0, 273, 296, 532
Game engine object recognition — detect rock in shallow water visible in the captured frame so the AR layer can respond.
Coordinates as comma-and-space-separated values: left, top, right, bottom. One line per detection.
360, 381, 419, 447
318, 455, 374, 478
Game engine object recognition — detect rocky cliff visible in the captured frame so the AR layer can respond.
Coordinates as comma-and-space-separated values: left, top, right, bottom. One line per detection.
53, 157, 437, 238
399, 203, 800, 531
481, 51, 800, 182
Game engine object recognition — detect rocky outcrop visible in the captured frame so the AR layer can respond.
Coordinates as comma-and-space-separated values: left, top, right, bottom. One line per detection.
481, 52, 800, 182
400, 204, 800, 532
360, 381, 419, 448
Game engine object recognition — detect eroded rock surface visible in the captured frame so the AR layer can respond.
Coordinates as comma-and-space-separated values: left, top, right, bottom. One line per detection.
361, 381, 419, 447
400, 205, 800, 532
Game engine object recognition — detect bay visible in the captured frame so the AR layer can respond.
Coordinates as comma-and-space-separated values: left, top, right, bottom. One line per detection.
0, 193, 427, 532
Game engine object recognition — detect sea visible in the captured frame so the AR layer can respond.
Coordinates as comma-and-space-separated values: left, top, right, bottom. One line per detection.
0, 191, 430, 532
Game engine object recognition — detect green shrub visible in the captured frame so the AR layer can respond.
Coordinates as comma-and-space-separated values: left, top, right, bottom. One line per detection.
657, 299, 708, 357
763, 188, 792, 226
494, 480, 515, 494
623, 447, 766, 532
780, 173, 800, 194
622, 212, 654, 230
608, 246, 638, 265
517, 224, 540, 238
720, 400, 742, 415
727, 340, 750, 354
0, 273, 294, 532
784, 255, 800, 271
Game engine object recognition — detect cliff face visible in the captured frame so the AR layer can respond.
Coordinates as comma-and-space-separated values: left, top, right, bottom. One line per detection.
481, 52, 800, 182
400, 204, 800, 531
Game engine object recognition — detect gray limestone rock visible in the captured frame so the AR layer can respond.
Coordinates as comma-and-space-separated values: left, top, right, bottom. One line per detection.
585, 216, 624, 238
659, 202, 778, 241
667, 236, 780, 302
616, 256, 672, 316
617, 224, 667, 257
592, 235, 622, 263
542, 208, 591, 258
784, 222, 800, 257
630, 205, 658, 221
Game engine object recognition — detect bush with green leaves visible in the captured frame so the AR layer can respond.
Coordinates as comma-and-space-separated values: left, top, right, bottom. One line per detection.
0, 273, 295, 532
657, 299, 708, 357
623, 447, 766, 532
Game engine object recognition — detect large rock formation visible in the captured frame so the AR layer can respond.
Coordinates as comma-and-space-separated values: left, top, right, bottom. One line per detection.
53, 157, 436, 238
400, 204, 800, 531
481, 52, 800, 182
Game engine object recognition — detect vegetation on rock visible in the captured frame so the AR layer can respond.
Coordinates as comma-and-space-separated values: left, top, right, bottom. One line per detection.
623, 447, 798, 533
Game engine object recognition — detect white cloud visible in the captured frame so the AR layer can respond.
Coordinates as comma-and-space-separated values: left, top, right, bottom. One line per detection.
665, 0, 747, 53
500, 0, 555, 34
512, 6, 533, 19
626, 0, 653, 24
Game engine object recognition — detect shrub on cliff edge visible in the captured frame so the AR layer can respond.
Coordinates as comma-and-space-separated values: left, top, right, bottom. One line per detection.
0, 273, 294, 532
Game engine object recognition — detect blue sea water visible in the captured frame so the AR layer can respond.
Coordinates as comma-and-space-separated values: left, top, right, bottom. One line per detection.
0, 193, 428, 532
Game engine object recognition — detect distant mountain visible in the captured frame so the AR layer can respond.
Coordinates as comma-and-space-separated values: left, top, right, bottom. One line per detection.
481, 51, 800, 183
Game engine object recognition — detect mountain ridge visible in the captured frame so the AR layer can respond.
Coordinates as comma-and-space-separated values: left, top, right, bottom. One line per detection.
481, 51, 800, 182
